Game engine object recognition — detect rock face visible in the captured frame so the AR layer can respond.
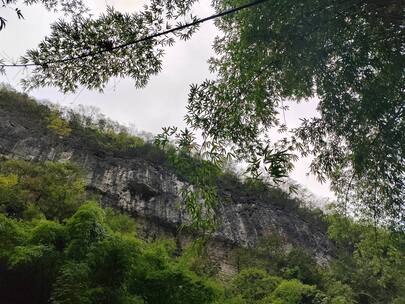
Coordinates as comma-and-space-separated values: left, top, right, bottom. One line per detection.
0, 92, 333, 274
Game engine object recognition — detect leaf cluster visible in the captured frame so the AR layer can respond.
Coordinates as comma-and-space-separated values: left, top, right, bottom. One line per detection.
0, 159, 86, 221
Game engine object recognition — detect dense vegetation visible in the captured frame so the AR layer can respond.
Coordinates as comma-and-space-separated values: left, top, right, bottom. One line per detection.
0, 87, 404, 303
0, 158, 403, 304
0, 0, 403, 302
0, 85, 329, 235
1, 0, 402, 228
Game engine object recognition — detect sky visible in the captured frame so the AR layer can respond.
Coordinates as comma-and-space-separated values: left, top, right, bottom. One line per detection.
0, 1, 334, 201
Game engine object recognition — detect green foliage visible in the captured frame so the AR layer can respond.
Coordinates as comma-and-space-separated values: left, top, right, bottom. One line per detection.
187, 251, 221, 278
265, 279, 320, 304
326, 212, 405, 304
155, 127, 223, 234
64, 202, 107, 259
50, 261, 93, 304
166, 143, 221, 235
322, 280, 355, 304
8, 244, 53, 267
179, 186, 218, 233
0, 156, 404, 304
0, 160, 86, 221
186, 0, 404, 225
235, 234, 321, 285
2, 86, 328, 239
155, 126, 222, 186
223, 268, 326, 304
0, 199, 218, 304
232, 216, 405, 304
0, 0, 87, 32
57, 104, 145, 152
0, 84, 51, 123
101, 129, 144, 150
228, 268, 281, 303
30, 220, 65, 249
19, 2, 198, 92
0, 214, 27, 258
3, 0, 403, 225
47, 111, 72, 137
1, 89, 404, 303
105, 208, 137, 235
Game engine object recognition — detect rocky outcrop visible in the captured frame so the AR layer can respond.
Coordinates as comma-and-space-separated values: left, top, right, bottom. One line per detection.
0, 92, 333, 274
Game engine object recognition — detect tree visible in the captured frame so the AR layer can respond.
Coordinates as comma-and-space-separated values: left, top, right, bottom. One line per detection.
326, 212, 405, 304
1, 0, 200, 90
1, 0, 403, 225
0, 160, 86, 221
0, 0, 87, 31
187, 0, 404, 226
0, 202, 218, 304
228, 268, 281, 303
0, 158, 403, 304
263, 279, 321, 304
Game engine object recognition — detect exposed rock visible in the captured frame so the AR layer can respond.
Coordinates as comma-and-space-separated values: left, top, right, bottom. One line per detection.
0, 94, 334, 275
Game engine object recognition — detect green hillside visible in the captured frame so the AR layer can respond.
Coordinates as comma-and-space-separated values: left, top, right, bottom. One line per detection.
0, 86, 404, 304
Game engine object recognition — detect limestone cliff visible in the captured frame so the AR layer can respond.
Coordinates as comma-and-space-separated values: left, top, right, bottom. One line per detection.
0, 89, 333, 274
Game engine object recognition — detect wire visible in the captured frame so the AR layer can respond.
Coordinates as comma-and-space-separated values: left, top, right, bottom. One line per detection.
70, 86, 86, 105
0, 0, 269, 68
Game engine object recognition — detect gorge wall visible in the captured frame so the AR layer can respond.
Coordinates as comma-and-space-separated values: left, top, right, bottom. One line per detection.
0, 89, 333, 274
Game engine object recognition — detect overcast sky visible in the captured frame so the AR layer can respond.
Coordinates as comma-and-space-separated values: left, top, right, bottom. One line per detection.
0, 0, 333, 200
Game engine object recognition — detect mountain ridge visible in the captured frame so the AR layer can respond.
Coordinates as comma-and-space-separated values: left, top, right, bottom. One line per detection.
0, 87, 333, 274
